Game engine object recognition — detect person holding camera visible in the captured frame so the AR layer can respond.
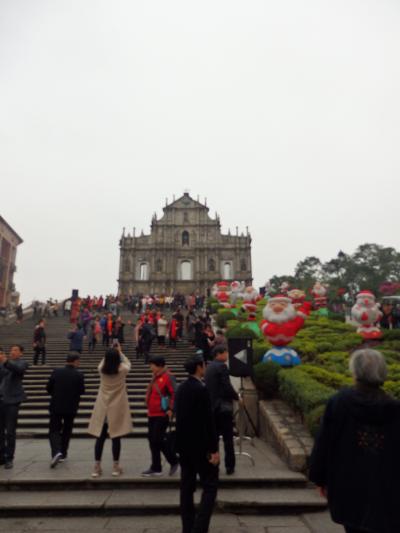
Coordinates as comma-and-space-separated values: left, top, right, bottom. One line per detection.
205, 344, 239, 475
88, 343, 132, 477
0, 345, 29, 469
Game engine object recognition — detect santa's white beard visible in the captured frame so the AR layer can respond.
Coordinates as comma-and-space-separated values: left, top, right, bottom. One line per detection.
263, 305, 297, 324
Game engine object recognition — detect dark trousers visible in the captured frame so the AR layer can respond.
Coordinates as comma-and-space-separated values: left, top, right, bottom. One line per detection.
148, 416, 177, 472
180, 454, 219, 533
94, 423, 121, 461
157, 335, 165, 346
34, 345, 46, 365
49, 412, 75, 458
215, 412, 235, 471
169, 337, 177, 349
0, 402, 20, 461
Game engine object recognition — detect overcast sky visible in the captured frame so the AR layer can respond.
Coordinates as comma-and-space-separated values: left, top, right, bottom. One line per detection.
1, 0, 399, 304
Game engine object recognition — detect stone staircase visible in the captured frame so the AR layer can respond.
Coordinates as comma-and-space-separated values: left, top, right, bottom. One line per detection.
0, 313, 327, 519
0, 313, 188, 438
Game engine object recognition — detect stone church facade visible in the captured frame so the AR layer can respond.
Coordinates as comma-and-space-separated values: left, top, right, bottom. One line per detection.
118, 193, 252, 296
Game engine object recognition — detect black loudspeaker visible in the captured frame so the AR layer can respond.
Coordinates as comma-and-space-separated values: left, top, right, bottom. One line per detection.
71, 289, 79, 300
259, 287, 266, 297
228, 338, 253, 378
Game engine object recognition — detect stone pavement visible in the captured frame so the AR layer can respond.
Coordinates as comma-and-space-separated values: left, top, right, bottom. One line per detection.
0, 438, 343, 532
0, 513, 343, 532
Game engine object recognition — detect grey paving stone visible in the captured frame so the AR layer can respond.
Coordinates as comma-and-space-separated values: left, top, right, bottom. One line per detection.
267, 526, 310, 533
302, 512, 343, 533
238, 516, 304, 527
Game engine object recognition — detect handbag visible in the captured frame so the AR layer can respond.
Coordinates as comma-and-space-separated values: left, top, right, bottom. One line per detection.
164, 423, 177, 456
154, 381, 170, 412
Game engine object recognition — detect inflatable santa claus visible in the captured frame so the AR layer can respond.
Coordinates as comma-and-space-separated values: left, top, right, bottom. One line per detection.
230, 281, 245, 305
287, 288, 306, 309
351, 290, 383, 340
261, 295, 311, 366
311, 281, 328, 310
212, 281, 232, 308
241, 286, 261, 320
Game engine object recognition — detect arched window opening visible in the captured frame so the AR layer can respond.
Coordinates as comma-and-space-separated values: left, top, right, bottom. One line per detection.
156, 259, 162, 272
181, 261, 192, 280
223, 262, 232, 280
208, 258, 216, 271
240, 259, 247, 272
140, 263, 149, 281
182, 231, 190, 246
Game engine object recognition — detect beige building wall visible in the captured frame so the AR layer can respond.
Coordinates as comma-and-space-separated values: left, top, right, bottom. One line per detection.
0, 216, 23, 308
118, 193, 252, 296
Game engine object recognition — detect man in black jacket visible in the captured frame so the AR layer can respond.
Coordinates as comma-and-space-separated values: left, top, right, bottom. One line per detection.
205, 344, 239, 475
0, 344, 29, 469
175, 355, 219, 533
46, 354, 85, 467
33, 319, 46, 365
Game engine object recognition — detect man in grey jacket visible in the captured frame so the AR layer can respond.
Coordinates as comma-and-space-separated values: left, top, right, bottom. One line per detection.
0, 345, 29, 469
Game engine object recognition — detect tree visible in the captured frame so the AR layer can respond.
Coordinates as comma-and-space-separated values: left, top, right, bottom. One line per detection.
294, 256, 323, 290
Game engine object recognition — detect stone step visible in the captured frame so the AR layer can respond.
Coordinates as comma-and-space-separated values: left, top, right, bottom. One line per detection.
1, 471, 307, 491
0, 487, 326, 516
17, 428, 148, 438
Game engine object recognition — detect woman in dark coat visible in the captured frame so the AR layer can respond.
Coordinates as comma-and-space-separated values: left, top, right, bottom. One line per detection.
309, 349, 400, 533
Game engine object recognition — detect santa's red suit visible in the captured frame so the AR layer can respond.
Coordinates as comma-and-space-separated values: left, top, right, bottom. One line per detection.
260, 300, 311, 346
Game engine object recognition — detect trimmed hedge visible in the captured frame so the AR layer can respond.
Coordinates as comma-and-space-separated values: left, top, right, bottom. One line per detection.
216, 309, 236, 328
253, 362, 281, 398
298, 364, 352, 388
305, 405, 326, 437
278, 368, 335, 415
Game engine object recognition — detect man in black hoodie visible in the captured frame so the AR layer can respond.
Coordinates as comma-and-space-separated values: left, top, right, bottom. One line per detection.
309, 348, 400, 533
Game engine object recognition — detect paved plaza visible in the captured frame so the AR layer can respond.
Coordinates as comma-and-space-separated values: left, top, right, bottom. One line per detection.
0, 438, 342, 533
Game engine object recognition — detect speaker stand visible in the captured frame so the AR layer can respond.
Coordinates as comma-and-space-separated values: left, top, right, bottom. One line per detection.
234, 377, 255, 466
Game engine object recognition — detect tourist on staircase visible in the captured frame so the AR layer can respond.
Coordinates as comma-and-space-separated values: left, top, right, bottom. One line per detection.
67, 324, 85, 354
88, 344, 132, 478
156, 314, 168, 348
205, 345, 239, 475
140, 318, 155, 363
175, 355, 219, 533
47, 353, 85, 468
0, 344, 29, 469
168, 315, 178, 350
33, 318, 47, 365
142, 355, 179, 477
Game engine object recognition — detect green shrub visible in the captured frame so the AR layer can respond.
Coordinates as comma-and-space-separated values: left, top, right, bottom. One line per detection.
298, 364, 352, 388
278, 368, 335, 414
253, 342, 270, 363
225, 325, 259, 339
305, 405, 326, 437
382, 330, 400, 341
216, 309, 236, 328
384, 381, 400, 400
314, 351, 349, 373
253, 362, 281, 398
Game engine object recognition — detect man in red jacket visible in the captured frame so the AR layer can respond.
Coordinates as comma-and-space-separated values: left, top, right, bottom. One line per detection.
142, 356, 179, 477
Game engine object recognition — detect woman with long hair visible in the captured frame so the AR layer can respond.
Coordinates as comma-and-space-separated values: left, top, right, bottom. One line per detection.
88, 344, 133, 477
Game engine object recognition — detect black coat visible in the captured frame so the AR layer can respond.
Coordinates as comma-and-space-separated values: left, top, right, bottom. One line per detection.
309, 386, 400, 533
204, 360, 239, 411
175, 376, 218, 459
0, 359, 29, 405
47, 366, 85, 415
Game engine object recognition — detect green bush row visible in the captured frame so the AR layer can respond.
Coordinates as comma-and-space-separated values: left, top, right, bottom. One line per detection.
278, 368, 335, 415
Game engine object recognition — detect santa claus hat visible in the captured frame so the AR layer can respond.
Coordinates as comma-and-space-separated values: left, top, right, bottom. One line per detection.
357, 290, 375, 299
268, 294, 291, 304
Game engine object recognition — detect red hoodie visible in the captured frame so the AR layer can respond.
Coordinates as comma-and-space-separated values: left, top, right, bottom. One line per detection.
146, 370, 175, 417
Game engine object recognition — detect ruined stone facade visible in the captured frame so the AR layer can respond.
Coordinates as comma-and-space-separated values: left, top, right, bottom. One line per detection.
0, 216, 23, 309
118, 193, 252, 296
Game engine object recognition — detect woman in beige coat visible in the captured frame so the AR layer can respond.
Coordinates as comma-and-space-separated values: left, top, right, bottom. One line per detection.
88, 346, 133, 477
